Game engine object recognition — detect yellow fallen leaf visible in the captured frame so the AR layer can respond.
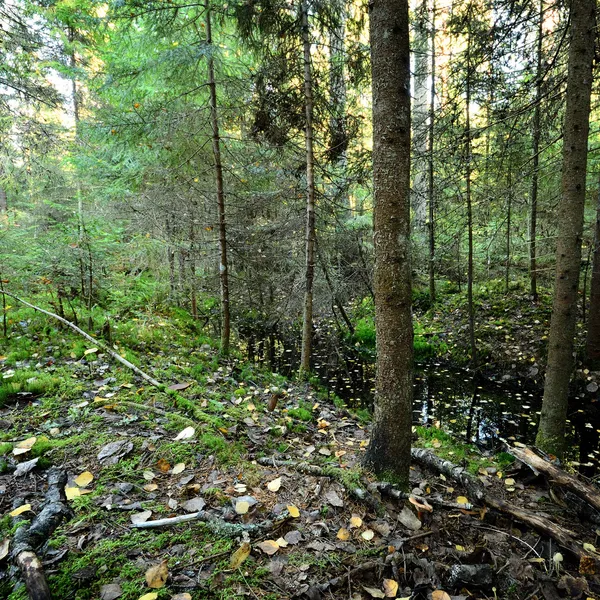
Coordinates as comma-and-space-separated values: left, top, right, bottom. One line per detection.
235, 501, 250, 515
431, 591, 451, 600
257, 540, 279, 555
287, 505, 300, 518
267, 477, 281, 492
229, 542, 251, 569
74, 471, 94, 487
383, 578, 399, 597
138, 594, 158, 600
84, 347, 98, 355
455, 544, 466, 551
16, 437, 37, 449
145, 559, 168, 588
275, 537, 288, 547
504, 478, 515, 486
361, 529, 375, 541
172, 463, 185, 475
456, 496, 469, 505
350, 515, 363, 528
143, 484, 158, 492
65, 487, 81, 500
337, 528, 350, 541
10, 504, 31, 517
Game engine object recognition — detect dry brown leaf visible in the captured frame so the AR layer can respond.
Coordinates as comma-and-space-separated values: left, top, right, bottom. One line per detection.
145, 559, 168, 589
10, 504, 31, 517
431, 591, 451, 600
257, 540, 279, 555
157, 458, 171, 473
267, 477, 282, 492
383, 578, 398, 597
75, 471, 94, 487
229, 542, 251, 569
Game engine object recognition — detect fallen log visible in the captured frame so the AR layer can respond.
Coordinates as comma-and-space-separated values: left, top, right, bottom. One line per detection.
509, 445, 600, 514
411, 448, 597, 569
0, 290, 162, 389
11, 468, 72, 600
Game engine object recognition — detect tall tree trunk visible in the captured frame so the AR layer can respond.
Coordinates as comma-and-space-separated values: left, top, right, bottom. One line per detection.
0, 186, 7, 213
427, 0, 436, 304
505, 170, 512, 294
299, 0, 316, 375
465, 20, 476, 366
411, 0, 429, 231
206, 4, 231, 355
529, 0, 544, 302
536, 0, 595, 458
586, 176, 600, 366
364, 0, 413, 486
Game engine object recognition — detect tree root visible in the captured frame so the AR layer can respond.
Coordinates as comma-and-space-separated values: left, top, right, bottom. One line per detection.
11, 468, 72, 600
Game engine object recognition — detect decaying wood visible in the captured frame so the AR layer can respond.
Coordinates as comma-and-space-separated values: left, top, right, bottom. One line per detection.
370, 481, 473, 510
131, 510, 288, 537
510, 445, 600, 514
256, 457, 380, 511
0, 290, 162, 388
411, 448, 596, 566
11, 468, 72, 600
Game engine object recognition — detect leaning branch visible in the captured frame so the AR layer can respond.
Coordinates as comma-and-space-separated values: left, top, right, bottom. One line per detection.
0, 290, 162, 388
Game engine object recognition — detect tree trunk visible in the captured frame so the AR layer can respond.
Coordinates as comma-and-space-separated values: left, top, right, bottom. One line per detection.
427, 0, 436, 305
411, 0, 429, 231
364, 0, 413, 487
465, 20, 476, 366
536, 0, 595, 458
505, 171, 512, 294
529, 0, 544, 302
0, 187, 7, 213
299, 0, 316, 376
206, 3, 231, 355
586, 176, 600, 365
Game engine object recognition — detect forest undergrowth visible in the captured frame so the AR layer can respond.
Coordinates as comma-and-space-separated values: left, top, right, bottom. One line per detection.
0, 295, 599, 600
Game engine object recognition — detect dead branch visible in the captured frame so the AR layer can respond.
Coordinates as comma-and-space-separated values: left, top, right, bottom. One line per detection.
510, 445, 600, 514
0, 290, 162, 388
11, 468, 72, 600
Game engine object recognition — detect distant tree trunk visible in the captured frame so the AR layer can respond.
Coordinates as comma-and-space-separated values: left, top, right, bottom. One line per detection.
299, 0, 316, 376
412, 0, 429, 231
529, 0, 544, 302
465, 20, 476, 366
0, 187, 7, 213
427, 0, 436, 304
206, 4, 231, 355
505, 171, 512, 294
536, 0, 595, 458
586, 177, 600, 366
189, 218, 198, 320
364, 0, 413, 486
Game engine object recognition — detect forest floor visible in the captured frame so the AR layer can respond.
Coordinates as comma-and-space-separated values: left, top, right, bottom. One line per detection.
0, 300, 599, 600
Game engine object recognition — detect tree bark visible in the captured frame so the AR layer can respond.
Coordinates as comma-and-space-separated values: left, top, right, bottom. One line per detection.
0, 186, 7, 213
586, 176, 600, 365
536, 0, 595, 457
529, 0, 544, 302
364, 0, 413, 487
427, 0, 436, 305
299, 0, 316, 376
206, 3, 231, 355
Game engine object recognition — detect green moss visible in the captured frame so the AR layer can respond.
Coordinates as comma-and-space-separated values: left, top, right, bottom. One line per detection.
287, 407, 312, 421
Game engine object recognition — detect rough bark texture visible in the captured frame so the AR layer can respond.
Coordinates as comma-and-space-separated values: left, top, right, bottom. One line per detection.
586, 181, 600, 365
529, 0, 544, 302
364, 0, 413, 486
536, 0, 595, 457
206, 4, 231, 355
428, 0, 436, 304
299, 0, 316, 375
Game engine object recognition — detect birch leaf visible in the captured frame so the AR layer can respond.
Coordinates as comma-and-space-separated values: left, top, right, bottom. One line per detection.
174, 426, 195, 441
145, 559, 168, 588
383, 579, 398, 597
287, 505, 300, 518
10, 504, 31, 517
172, 463, 185, 475
267, 477, 281, 492
257, 540, 279, 555
75, 471, 94, 487
0, 538, 9, 561
229, 542, 251, 569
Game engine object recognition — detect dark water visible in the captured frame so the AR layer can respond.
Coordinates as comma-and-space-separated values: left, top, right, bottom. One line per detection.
245, 323, 600, 469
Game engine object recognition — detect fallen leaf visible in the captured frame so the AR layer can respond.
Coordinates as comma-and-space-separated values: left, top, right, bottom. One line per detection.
168, 383, 192, 391
267, 477, 282, 492
362, 586, 385, 598
350, 515, 363, 528
100, 583, 123, 600
284, 530, 302, 545
138, 594, 158, 600
182, 497, 205, 513
230, 542, 251, 569
75, 471, 94, 487
0, 538, 9, 561
157, 458, 171, 473
504, 478, 516, 486
131, 511, 153, 524
10, 504, 31, 517
583, 543, 596, 553
456, 496, 469, 505
325, 490, 344, 507
275, 537, 288, 547
143, 484, 158, 492
361, 529, 375, 541
13, 436, 36, 455
337, 528, 350, 541
65, 487, 81, 500
145, 559, 168, 588
235, 501, 250, 515
287, 505, 300, 518
172, 463, 185, 475
397, 506, 421, 530
84, 347, 98, 355
431, 591, 451, 600
170, 595, 192, 600
257, 540, 279, 555
14, 457, 39, 477
174, 426, 195, 441
383, 578, 398, 597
